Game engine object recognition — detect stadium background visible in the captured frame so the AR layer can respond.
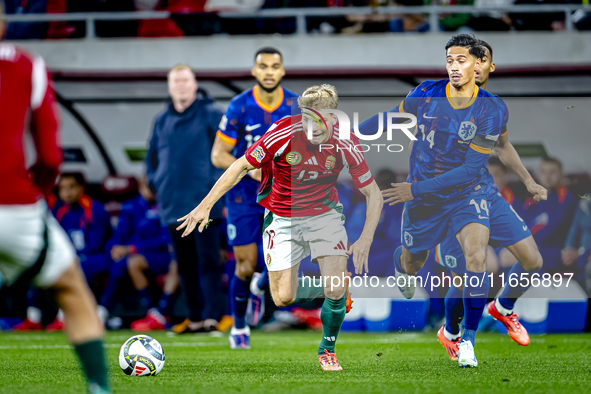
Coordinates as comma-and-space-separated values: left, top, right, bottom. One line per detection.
2, 1, 591, 334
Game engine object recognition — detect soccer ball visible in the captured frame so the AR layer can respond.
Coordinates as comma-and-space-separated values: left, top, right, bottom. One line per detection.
118, 335, 165, 376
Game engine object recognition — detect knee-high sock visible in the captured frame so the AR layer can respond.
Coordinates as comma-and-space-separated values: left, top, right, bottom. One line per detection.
444, 285, 464, 336
294, 277, 326, 304
74, 339, 110, 392
99, 260, 128, 313
318, 297, 347, 355
393, 246, 405, 273
137, 288, 154, 311
231, 276, 250, 329
256, 267, 269, 292
158, 292, 176, 317
461, 270, 489, 346
498, 262, 534, 312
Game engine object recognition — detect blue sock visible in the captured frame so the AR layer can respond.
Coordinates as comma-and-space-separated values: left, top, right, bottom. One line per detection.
498, 262, 532, 311
99, 260, 128, 312
444, 285, 464, 335
393, 246, 405, 273
138, 288, 154, 310
158, 292, 175, 317
257, 267, 269, 292
231, 276, 250, 329
461, 270, 489, 346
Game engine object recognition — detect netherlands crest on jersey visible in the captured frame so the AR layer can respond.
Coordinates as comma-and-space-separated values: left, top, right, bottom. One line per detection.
250, 146, 266, 163
325, 155, 336, 170
404, 231, 413, 247
445, 255, 457, 269
286, 151, 302, 165
458, 121, 477, 141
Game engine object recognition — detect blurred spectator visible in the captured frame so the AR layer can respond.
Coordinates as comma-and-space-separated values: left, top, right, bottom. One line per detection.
4, 0, 47, 40
97, 176, 179, 330
52, 173, 113, 289
510, 0, 569, 31
514, 157, 577, 273
389, 0, 430, 33
135, 0, 184, 37
146, 64, 224, 333
346, 168, 402, 277
428, 0, 475, 32
562, 193, 591, 288
466, 0, 513, 31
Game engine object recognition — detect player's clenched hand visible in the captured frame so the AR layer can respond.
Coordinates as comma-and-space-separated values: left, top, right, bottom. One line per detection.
346, 236, 372, 275
382, 182, 414, 206
176, 204, 212, 237
527, 182, 548, 203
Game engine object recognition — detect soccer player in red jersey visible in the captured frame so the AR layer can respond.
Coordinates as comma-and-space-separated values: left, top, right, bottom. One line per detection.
178, 84, 383, 370
0, 4, 110, 392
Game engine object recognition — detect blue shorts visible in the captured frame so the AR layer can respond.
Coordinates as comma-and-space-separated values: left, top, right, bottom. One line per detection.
401, 194, 490, 254
141, 251, 172, 276
225, 178, 265, 247
436, 192, 532, 274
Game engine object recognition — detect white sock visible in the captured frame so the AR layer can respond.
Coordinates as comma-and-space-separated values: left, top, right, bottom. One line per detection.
444, 326, 461, 341
495, 299, 513, 316
250, 273, 264, 297
27, 307, 41, 324
230, 326, 250, 336
147, 308, 166, 325
56, 309, 64, 322
97, 305, 108, 325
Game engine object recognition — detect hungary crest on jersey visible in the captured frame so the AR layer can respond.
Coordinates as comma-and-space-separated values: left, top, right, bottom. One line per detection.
325, 155, 336, 170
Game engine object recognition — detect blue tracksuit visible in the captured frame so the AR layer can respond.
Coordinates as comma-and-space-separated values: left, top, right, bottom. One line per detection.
52, 195, 112, 282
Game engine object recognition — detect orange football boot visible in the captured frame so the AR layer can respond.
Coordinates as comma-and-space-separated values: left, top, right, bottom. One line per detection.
437, 326, 460, 361
318, 349, 343, 371
488, 301, 530, 346
344, 271, 353, 313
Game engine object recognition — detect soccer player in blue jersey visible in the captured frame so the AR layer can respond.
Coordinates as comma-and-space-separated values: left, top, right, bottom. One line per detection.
211, 47, 298, 349
435, 39, 547, 362
362, 34, 507, 367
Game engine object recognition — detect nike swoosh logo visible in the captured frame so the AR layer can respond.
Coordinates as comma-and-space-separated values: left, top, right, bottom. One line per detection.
470, 293, 485, 297
523, 225, 528, 231
423, 113, 437, 119
245, 124, 261, 132
478, 215, 488, 219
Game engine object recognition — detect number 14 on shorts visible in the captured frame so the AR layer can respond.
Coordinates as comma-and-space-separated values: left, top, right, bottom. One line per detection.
470, 198, 489, 219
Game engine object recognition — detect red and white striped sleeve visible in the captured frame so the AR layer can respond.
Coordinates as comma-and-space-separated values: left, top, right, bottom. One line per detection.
29, 55, 62, 196
244, 117, 298, 169
337, 133, 374, 189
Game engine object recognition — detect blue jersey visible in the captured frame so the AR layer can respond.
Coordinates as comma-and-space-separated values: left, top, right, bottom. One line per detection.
401, 80, 508, 206
217, 86, 299, 208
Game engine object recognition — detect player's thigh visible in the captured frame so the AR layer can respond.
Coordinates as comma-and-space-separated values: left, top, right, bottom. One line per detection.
268, 262, 301, 307
455, 222, 490, 272
505, 235, 543, 271
317, 255, 348, 299
401, 201, 450, 254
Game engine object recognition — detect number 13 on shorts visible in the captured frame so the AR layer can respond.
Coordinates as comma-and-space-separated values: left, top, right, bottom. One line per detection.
470, 198, 489, 218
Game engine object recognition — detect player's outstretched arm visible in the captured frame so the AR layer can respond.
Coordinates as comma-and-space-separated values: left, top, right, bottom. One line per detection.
177, 155, 255, 237
494, 134, 547, 202
346, 180, 383, 275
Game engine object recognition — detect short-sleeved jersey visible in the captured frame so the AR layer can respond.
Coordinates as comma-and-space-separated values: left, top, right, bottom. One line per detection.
401, 79, 508, 206
217, 86, 299, 208
482, 98, 509, 200
244, 115, 374, 217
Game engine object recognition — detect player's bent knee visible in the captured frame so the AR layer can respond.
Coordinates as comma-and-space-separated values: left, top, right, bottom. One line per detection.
272, 292, 295, 308
524, 251, 543, 272
235, 259, 256, 280
465, 249, 487, 272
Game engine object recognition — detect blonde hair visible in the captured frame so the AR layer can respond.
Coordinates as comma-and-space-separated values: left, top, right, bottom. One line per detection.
167, 64, 196, 80
297, 84, 338, 110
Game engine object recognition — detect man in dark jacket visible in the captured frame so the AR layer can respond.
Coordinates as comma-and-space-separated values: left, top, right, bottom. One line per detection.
146, 64, 224, 332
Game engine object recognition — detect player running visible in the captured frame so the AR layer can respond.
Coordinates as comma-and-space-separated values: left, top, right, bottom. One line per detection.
362, 34, 507, 367
178, 84, 383, 370
0, 7, 110, 393
211, 47, 298, 349
435, 39, 546, 362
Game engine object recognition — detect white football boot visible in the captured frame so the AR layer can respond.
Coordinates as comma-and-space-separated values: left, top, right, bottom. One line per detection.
395, 268, 416, 299
458, 340, 478, 368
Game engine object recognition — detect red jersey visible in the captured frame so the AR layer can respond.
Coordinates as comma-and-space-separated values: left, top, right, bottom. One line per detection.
0, 44, 61, 205
245, 115, 374, 217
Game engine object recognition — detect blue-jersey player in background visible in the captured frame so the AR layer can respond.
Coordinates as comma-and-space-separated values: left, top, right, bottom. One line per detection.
210, 47, 298, 349
362, 34, 506, 368
435, 39, 547, 362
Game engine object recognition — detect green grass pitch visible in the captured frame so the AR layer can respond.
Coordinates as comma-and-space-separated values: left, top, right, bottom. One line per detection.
1, 330, 590, 393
